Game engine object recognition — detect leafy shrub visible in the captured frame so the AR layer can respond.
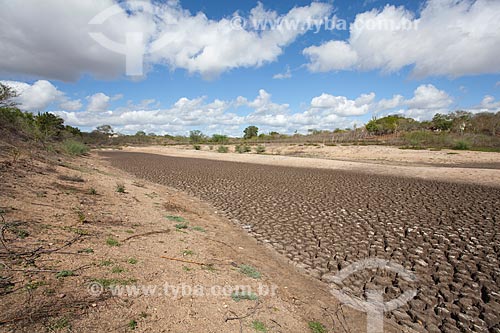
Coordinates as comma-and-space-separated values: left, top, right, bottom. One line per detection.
255, 145, 266, 154
217, 145, 228, 153
193, 144, 201, 150
62, 139, 89, 155
453, 140, 470, 150
235, 145, 251, 153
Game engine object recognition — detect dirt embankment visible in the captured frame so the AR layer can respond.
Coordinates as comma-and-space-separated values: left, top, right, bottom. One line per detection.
0, 151, 407, 333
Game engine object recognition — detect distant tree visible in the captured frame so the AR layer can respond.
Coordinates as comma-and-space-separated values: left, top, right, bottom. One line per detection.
449, 110, 472, 133
307, 129, 322, 135
365, 115, 407, 135
243, 126, 258, 139
0, 83, 18, 108
471, 112, 500, 136
65, 125, 82, 137
95, 124, 114, 136
148, 132, 156, 136
35, 112, 65, 139
211, 134, 228, 144
431, 113, 453, 131
189, 130, 206, 143
135, 131, 146, 136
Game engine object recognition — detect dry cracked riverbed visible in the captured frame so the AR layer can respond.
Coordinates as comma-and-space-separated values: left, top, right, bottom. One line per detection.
101, 151, 500, 333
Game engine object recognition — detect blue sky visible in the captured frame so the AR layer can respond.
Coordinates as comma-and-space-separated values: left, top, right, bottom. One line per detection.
1, 0, 499, 136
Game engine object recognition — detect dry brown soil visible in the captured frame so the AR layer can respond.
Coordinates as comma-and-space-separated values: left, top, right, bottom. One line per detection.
100, 149, 500, 333
0, 151, 411, 333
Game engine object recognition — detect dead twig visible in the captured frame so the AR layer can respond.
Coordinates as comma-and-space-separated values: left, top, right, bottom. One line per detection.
160, 255, 211, 266
123, 229, 170, 242
225, 300, 261, 322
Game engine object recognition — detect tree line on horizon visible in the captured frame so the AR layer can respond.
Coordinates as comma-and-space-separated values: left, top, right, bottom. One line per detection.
1, 82, 499, 152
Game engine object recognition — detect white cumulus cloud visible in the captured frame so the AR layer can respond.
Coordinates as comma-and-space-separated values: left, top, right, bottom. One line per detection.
304, 0, 500, 78
0, 1, 332, 81
87, 93, 111, 112
1, 80, 66, 111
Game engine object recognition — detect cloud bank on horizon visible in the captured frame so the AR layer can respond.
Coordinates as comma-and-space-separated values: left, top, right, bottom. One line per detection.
0, 0, 499, 136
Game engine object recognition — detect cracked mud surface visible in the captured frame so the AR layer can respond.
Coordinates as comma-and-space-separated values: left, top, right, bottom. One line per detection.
101, 151, 500, 332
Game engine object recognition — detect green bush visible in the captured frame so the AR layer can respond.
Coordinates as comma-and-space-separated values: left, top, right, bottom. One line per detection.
255, 145, 266, 154
453, 140, 470, 150
62, 139, 89, 155
235, 145, 251, 153
193, 144, 201, 150
217, 145, 229, 153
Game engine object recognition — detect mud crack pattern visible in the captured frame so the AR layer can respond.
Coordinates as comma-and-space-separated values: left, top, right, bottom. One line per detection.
101, 152, 500, 332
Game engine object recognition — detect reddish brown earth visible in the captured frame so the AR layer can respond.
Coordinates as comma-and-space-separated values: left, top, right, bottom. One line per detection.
101, 151, 500, 333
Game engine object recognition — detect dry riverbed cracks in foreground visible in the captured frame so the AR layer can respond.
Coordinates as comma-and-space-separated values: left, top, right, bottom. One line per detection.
0, 151, 410, 333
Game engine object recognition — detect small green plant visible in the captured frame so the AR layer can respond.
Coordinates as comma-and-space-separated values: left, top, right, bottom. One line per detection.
255, 145, 266, 154
191, 226, 206, 232
44, 288, 56, 296
127, 258, 138, 264
453, 140, 470, 150
128, 319, 138, 330
252, 320, 268, 332
182, 266, 192, 272
106, 237, 120, 246
116, 183, 126, 193
201, 264, 216, 272
62, 139, 89, 156
182, 249, 194, 256
231, 291, 258, 302
239, 264, 261, 279
193, 144, 201, 150
88, 187, 97, 195
76, 209, 86, 223
99, 260, 113, 267
175, 222, 189, 230
47, 317, 71, 332
217, 145, 229, 153
308, 321, 327, 333
92, 278, 136, 288
166, 215, 185, 222
25, 281, 46, 291
112, 266, 125, 274
56, 270, 75, 278
78, 248, 94, 254
12, 227, 29, 239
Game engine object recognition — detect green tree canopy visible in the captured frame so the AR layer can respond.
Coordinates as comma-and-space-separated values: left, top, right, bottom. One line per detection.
243, 126, 258, 139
